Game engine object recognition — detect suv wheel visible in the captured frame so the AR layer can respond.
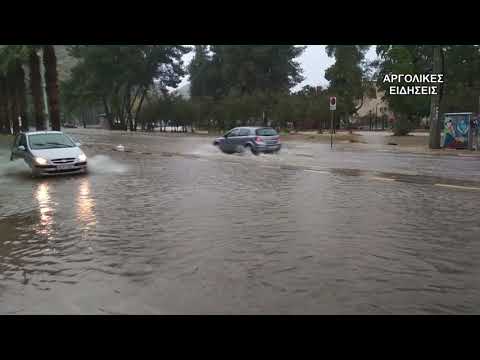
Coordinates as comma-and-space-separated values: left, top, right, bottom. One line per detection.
245, 144, 259, 155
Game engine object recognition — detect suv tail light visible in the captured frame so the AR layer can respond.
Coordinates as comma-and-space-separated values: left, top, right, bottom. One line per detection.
255, 136, 264, 143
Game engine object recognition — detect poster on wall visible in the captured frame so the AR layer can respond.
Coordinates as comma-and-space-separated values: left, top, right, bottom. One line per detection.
442, 113, 471, 149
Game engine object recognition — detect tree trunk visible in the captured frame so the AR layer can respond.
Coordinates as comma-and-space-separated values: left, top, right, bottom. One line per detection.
0, 76, 8, 134
6, 70, 20, 134
43, 45, 61, 131
102, 97, 113, 129
16, 62, 29, 132
429, 46, 442, 149
128, 114, 134, 131
134, 89, 147, 132
345, 112, 351, 133
29, 49, 45, 131
317, 117, 322, 134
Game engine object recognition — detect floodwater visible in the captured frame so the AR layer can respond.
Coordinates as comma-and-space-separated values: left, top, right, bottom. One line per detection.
1, 130, 480, 314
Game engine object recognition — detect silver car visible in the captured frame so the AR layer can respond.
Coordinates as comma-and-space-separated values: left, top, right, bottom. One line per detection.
213, 127, 282, 155
10, 131, 88, 176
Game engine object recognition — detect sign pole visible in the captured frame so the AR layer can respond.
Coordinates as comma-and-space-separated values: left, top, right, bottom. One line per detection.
330, 110, 333, 149
329, 96, 336, 149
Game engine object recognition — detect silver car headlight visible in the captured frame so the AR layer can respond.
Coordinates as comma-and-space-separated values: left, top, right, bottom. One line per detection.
78, 153, 87, 162
35, 157, 48, 165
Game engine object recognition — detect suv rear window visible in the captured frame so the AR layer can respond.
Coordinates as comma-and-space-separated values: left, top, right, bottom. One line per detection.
256, 128, 277, 136
239, 129, 251, 136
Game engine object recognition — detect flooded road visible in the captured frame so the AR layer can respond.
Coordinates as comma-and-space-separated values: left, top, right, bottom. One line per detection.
1, 130, 480, 314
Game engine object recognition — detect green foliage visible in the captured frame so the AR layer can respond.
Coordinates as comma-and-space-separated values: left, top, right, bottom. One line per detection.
188, 45, 212, 97
139, 84, 335, 133
441, 45, 480, 113
374, 45, 433, 135
63, 45, 190, 129
0, 45, 34, 133
375, 45, 480, 135
376, 46, 431, 115
188, 45, 306, 99
0, 45, 30, 74
325, 45, 373, 116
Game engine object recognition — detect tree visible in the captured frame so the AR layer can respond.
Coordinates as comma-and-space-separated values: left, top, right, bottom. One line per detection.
440, 45, 480, 113
374, 45, 432, 135
293, 85, 329, 131
29, 47, 46, 130
209, 45, 305, 96
0, 45, 30, 134
7, 67, 20, 134
325, 45, 373, 127
64, 45, 190, 131
0, 75, 9, 134
43, 45, 61, 131
16, 60, 29, 131
188, 45, 212, 97
212, 45, 306, 125
190, 96, 215, 132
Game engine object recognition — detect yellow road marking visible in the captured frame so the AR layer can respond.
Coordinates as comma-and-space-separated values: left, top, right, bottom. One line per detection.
434, 184, 480, 191
304, 169, 329, 174
369, 176, 396, 182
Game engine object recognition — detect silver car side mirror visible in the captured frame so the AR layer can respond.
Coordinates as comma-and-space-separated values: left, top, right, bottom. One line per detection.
75, 142, 81, 147
17, 145, 25, 151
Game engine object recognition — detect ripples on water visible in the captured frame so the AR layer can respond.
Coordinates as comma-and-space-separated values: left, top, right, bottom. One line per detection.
1, 134, 480, 314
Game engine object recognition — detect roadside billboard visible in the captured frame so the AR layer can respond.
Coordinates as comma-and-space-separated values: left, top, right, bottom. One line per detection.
442, 113, 472, 149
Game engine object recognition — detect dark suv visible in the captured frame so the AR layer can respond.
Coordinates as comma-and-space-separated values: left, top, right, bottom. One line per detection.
213, 127, 281, 155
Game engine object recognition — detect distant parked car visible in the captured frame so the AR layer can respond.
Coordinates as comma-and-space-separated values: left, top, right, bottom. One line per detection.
213, 127, 281, 155
10, 131, 88, 177
63, 123, 78, 128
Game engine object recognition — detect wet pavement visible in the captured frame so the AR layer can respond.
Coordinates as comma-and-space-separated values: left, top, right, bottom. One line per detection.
1, 130, 480, 314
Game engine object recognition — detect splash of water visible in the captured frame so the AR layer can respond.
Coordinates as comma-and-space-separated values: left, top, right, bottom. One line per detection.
189, 143, 288, 162
0, 154, 128, 178
87, 155, 128, 175
0, 156, 31, 178
190, 144, 224, 157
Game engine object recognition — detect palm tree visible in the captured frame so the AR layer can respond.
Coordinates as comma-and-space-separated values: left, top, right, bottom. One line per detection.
43, 45, 61, 131
0, 45, 35, 134
0, 75, 8, 134
29, 47, 45, 130
0, 46, 22, 134
15, 59, 29, 131
7, 67, 20, 134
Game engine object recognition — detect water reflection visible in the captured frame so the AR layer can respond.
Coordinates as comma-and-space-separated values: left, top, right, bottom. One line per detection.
2, 132, 480, 314
77, 178, 96, 251
77, 178, 96, 228
35, 182, 54, 240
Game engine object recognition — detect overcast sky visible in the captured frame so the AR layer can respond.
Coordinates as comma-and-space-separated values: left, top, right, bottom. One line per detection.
177, 45, 378, 91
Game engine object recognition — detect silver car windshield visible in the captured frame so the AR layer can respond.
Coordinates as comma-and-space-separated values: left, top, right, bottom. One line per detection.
28, 134, 75, 150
